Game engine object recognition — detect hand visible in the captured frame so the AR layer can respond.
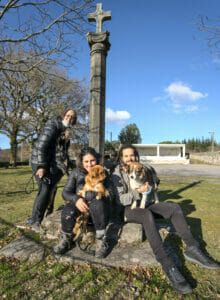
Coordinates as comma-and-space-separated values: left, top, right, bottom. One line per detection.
137, 182, 150, 193
75, 198, 89, 213
36, 168, 45, 179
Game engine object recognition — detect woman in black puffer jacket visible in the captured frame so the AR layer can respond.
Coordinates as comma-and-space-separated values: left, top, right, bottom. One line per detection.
53, 147, 114, 259
30, 109, 77, 232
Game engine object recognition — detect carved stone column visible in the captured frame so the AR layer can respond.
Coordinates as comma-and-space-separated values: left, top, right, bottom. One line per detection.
87, 31, 111, 160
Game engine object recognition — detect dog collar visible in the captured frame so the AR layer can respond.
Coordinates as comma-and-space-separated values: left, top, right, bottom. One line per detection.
144, 186, 152, 195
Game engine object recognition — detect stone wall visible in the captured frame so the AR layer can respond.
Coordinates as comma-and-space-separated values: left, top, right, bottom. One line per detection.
190, 152, 220, 165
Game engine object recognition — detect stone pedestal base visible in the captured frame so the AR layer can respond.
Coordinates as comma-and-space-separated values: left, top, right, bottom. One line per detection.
40, 210, 62, 240
40, 211, 144, 244
0, 211, 180, 268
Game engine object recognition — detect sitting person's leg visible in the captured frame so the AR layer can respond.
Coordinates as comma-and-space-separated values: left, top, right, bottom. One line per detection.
124, 206, 192, 295
89, 197, 110, 258
148, 202, 219, 269
125, 206, 176, 268
53, 202, 80, 254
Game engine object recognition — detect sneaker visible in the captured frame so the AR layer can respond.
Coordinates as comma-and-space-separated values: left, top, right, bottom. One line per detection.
163, 265, 192, 294
95, 237, 108, 259
184, 245, 220, 270
53, 232, 72, 255
31, 222, 41, 233
27, 218, 34, 225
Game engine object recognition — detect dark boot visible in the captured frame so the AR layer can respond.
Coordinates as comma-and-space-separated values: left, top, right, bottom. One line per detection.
95, 236, 108, 258
184, 245, 220, 269
53, 231, 72, 254
95, 230, 108, 258
162, 265, 192, 294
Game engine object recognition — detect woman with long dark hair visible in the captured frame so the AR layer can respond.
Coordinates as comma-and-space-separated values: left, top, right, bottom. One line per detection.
30, 109, 77, 232
53, 146, 113, 258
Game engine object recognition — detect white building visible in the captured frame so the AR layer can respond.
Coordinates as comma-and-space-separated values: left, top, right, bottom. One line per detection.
133, 144, 189, 164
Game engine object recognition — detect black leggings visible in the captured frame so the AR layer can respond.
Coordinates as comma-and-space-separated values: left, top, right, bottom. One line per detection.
61, 198, 110, 234
32, 165, 63, 224
124, 202, 198, 268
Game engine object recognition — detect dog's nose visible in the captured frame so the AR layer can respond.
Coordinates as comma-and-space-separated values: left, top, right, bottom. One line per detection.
131, 175, 134, 179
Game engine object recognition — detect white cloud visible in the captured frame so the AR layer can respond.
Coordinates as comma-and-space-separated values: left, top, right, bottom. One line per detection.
154, 81, 208, 114
105, 108, 131, 125
165, 81, 208, 103
185, 105, 199, 113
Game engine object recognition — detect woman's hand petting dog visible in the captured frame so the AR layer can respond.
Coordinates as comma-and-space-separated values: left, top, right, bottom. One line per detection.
75, 198, 89, 213
137, 182, 150, 193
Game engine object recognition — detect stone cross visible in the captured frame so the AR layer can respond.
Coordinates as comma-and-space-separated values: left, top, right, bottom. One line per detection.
87, 3, 111, 161
88, 3, 111, 33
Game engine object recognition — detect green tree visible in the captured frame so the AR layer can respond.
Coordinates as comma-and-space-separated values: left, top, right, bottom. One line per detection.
118, 123, 142, 144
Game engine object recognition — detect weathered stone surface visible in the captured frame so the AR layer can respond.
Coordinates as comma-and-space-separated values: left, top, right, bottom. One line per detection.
40, 210, 62, 240
0, 229, 180, 269
0, 235, 45, 261
55, 242, 160, 268
0, 210, 181, 268
40, 211, 144, 244
119, 223, 143, 244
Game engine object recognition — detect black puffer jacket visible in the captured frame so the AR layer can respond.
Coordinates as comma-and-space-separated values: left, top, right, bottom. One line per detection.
55, 134, 71, 175
31, 116, 66, 170
62, 167, 115, 205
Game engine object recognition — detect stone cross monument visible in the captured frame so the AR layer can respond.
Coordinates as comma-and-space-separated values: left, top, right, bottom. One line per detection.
87, 3, 111, 161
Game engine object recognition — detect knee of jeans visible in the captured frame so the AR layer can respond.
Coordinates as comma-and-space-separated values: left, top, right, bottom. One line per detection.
143, 209, 154, 223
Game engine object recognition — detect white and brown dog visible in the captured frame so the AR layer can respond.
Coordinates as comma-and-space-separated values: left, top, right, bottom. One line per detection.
126, 161, 160, 209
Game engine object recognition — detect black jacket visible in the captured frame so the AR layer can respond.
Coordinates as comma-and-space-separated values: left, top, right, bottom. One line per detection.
55, 135, 71, 175
62, 167, 115, 204
31, 116, 67, 171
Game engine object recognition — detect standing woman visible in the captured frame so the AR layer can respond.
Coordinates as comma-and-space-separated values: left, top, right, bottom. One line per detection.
30, 109, 77, 232
53, 147, 113, 258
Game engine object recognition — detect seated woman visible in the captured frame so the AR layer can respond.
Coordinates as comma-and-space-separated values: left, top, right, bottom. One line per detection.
53, 147, 113, 258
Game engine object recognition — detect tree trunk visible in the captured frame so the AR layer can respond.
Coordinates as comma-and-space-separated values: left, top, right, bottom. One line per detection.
10, 131, 18, 167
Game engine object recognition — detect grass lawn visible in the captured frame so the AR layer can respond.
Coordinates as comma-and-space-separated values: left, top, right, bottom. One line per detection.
0, 166, 220, 299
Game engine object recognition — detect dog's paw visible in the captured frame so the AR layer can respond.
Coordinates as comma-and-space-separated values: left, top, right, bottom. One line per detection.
131, 202, 137, 210
96, 192, 102, 200
104, 190, 109, 197
78, 190, 85, 198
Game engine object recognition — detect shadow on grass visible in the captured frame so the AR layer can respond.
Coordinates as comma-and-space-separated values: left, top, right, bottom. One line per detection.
158, 180, 203, 201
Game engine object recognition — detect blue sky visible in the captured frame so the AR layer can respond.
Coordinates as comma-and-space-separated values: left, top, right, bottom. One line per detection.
1, 0, 220, 148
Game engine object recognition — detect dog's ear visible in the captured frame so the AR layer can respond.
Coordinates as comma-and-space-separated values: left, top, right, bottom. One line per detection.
140, 165, 146, 178
85, 173, 92, 185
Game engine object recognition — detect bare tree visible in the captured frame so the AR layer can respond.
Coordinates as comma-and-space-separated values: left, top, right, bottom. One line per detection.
196, 15, 220, 57
0, 0, 95, 72
0, 47, 89, 166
